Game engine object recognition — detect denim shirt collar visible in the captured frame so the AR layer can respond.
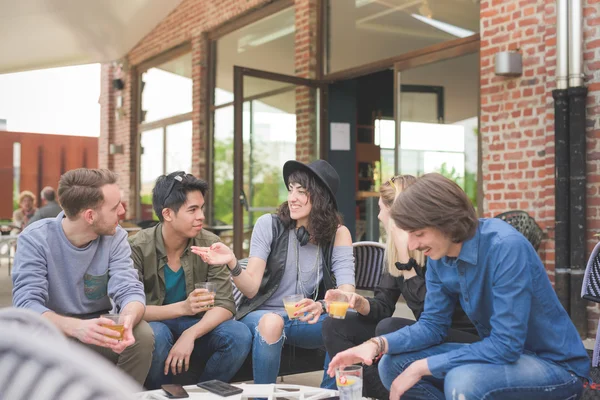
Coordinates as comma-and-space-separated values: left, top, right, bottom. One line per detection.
443, 225, 480, 267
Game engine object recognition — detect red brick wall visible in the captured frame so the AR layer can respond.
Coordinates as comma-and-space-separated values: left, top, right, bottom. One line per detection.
481, 0, 600, 337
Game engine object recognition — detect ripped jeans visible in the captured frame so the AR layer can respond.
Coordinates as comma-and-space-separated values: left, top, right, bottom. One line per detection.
379, 342, 584, 400
240, 309, 334, 388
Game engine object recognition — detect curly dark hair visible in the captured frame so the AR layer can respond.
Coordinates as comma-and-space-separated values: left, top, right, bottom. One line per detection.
277, 170, 342, 246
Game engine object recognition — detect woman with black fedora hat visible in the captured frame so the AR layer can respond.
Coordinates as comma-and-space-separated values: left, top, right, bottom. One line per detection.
192, 159, 355, 388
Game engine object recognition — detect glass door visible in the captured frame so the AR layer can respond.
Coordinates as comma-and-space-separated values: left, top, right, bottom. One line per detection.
232, 66, 322, 257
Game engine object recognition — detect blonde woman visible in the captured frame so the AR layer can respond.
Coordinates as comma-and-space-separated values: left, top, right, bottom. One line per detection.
12, 190, 37, 234
322, 175, 477, 400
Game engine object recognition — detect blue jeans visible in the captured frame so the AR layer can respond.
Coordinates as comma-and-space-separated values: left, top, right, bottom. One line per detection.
240, 310, 334, 389
146, 316, 251, 389
379, 342, 584, 400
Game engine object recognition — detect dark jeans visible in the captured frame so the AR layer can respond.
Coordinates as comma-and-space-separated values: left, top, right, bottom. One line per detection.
146, 316, 252, 389
322, 313, 479, 400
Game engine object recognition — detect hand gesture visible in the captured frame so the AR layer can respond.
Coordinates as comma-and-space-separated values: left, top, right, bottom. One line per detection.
327, 341, 378, 377
108, 315, 135, 354
324, 289, 364, 311
165, 330, 196, 376
191, 243, 235, 266
72, 316, 123, 348
182, 289, 214, 315
295, 298, 322, 324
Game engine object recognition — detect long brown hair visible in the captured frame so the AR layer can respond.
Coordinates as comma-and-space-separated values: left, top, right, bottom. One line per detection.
391, 173, 478, 243
380, 175, 425, 277
277, 170, 342, 245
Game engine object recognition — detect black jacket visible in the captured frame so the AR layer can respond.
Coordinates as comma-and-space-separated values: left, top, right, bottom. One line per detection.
236, 215, 336, 320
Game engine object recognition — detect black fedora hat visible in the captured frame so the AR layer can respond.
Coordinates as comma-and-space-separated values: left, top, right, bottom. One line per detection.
283, 159, 340, 210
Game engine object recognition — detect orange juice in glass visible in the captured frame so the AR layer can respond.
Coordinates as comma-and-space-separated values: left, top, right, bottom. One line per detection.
328, 292, 350, 319
100, 314, 124, 340
283, 294, 304, 319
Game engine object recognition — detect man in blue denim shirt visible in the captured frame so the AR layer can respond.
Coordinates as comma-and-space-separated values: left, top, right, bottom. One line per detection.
328, 173, 589, 400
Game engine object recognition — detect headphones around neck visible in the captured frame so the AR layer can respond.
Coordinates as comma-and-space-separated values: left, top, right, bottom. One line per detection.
296, 226, 310, 246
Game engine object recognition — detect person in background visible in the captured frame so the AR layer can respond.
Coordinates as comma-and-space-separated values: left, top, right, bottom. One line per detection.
322, 175, 478, 399
193, 159, 355, 389
328, 173, 589, 400
11, 168, 154, 385
11, 190, 37, 234
129, 171, 251, 389
28, 186, 62, 225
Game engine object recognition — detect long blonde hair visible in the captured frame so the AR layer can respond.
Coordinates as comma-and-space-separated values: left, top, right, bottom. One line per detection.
380, 175, 425, 277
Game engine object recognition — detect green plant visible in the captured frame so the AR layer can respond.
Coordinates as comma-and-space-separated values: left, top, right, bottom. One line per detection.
436, 162, 478, 208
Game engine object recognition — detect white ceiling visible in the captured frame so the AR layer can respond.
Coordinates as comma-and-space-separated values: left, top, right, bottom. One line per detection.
0, 0, 182, 74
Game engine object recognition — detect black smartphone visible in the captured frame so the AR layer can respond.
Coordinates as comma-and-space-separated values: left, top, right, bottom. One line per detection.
161, 384, 189, 399
197, 380, 243, 397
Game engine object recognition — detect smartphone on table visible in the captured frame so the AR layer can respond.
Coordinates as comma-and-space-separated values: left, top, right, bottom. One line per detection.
197, 380, 243, 397
161, 384, 189, 398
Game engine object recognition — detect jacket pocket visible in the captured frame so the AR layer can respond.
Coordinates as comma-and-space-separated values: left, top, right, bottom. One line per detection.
84, 272, 109, 300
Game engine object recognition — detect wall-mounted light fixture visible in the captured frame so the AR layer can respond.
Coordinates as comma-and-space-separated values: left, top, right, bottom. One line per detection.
112, 78, 125, 90
109, 143, 124, 155
495, 50, 523, 77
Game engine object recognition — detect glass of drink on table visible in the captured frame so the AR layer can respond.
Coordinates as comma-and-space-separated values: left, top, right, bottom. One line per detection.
195, 282, 217, 308
327, 292, 350, 319
336, 365, 363, 400
283, 294, 305, 319
100, 314, 124, 340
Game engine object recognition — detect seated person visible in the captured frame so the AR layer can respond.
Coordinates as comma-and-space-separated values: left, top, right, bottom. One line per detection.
28, 186, 63, 224
193, 159, 355, 388
12, 168, 153, 385
11, 190, 37, 234
329, 173, 590, 400
322, 175, 478, 400
129, 171, 251, 390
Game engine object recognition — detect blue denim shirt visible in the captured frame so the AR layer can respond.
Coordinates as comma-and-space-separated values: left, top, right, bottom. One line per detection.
383, 218, 590, 380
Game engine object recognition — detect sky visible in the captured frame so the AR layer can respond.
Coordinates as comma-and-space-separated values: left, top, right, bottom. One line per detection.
0, 63, 101, 137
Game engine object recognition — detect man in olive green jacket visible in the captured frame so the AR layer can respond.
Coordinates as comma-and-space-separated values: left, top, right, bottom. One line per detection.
129, 171, 251, 389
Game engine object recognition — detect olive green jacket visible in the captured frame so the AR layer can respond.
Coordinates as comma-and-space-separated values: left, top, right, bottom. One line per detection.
128, 223, 235, 315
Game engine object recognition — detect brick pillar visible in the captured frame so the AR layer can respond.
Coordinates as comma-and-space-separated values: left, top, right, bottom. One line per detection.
99, 64, 114, 170
192, 35, 209, 179
294, 0, 319, 163
111, 63, 137, 219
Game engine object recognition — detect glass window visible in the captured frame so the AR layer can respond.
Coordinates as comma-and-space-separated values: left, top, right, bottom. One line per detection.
141, 52, 192, 123
215, 7, 295, 107
397, 53, 479, 207
139, 128, 163, 220
166, 120, 193, 174
327, 0, 479, 73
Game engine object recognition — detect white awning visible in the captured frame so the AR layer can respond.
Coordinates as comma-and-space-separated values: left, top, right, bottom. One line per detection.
0, 0, 183, 74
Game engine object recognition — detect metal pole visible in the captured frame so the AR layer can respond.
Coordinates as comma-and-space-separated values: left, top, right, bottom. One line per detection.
569, 0, 583, 87
556, 0, 569, 90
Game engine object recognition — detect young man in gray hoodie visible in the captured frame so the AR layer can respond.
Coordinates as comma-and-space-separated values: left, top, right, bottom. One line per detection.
12, 168, 154, 385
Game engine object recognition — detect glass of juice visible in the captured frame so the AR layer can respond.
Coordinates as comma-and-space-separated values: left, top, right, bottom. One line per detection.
100, 314, 124, 340
328, 292, 350, 319
336, 365, 363, 400
195, 282, 217, 308
283, 294, 305, 319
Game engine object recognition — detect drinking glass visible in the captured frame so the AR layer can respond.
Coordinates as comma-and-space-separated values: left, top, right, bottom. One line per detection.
336, 365, 363, 400
327, 292, 350, 319
100, 314, 124, 340
195, 282, 217, 308
282, 294, 305, 319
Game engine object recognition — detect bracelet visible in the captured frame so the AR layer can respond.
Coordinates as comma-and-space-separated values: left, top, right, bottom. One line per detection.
230, 261, 242, 277
367, 337, 385, 359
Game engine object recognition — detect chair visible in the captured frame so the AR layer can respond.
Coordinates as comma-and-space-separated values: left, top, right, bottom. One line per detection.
494, 210, 543, 251
0, 308, 140, 400
353, 241, 386, 291
0, 236, 17, 275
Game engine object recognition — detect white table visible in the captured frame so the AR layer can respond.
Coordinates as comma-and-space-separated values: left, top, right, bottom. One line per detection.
137, 383, 337, 400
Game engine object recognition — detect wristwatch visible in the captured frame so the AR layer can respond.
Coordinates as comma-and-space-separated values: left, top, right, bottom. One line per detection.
317, 300, 327, 314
